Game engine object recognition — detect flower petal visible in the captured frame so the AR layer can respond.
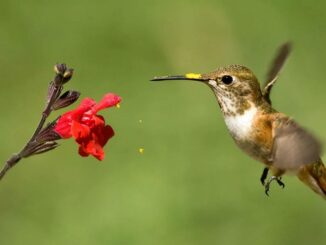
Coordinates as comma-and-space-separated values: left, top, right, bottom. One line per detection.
79, 140, 105, 160
54, 93, 120, 161
96, 124, 114, 146
71, 98, 97, 120
78, 145, 90, 157
93, 93, 121, 112
92, 115, 106, 127
54, 112, 74, 138
71, 121, 91, 140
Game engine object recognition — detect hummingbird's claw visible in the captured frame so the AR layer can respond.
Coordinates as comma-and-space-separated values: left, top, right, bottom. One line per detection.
264, 176, 286, 196
265, 187, 270, 196
276, 178, 285, 188
260, 167, 269, 186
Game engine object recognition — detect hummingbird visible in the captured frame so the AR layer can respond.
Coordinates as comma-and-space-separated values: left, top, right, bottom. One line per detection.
151, 43, 326, 199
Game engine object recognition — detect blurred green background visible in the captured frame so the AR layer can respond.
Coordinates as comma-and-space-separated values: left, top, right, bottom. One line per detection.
0, 0, 326, 244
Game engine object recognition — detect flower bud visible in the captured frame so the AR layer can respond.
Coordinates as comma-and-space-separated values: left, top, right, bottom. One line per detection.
62, 68, 74, 83
52, 90, 80, 110
54, 63, 67, 75
36, 120, 62, 143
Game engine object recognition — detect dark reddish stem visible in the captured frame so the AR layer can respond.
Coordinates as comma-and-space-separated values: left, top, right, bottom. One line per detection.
0, 65, 68, 181
0, 154, 21, 180
29, 84, 61, 142
0, 91, 58, 181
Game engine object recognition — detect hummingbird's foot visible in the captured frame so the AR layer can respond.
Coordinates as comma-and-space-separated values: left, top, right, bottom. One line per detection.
264, 176, 285, 196
260, 167, 269, 186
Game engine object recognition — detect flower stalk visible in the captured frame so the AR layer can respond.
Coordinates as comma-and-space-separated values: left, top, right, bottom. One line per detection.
1, 63, 121, 181
0, 64, 78, 181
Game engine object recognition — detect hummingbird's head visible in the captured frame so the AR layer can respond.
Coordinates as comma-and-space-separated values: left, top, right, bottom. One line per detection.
151, 65, 263, 116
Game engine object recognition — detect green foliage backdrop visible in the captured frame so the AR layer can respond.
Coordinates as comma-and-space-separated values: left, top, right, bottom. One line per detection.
0, 0, 326, 244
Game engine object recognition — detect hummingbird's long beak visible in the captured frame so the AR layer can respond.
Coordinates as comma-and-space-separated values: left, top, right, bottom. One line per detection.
150, 73, 206, 82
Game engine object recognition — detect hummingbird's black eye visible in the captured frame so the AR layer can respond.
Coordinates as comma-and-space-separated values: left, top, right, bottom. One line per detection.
221, 75, 233, 85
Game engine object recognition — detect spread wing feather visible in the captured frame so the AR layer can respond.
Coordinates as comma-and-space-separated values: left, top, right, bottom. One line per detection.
271, 119, 322, 171
263, 42, 292, 104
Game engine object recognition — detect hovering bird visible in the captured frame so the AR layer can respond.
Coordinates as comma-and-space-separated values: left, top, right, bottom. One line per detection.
151, 43, 326, 198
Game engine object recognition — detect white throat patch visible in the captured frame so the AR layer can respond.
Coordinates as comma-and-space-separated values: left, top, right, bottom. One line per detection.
208, 79, 217, 87
224, 106, 257, 140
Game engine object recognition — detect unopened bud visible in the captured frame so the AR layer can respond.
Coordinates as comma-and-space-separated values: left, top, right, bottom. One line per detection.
62, 68, 74, 83
36, 120, 62, 143
52, 90, 80, 110
54, 63, 67, 75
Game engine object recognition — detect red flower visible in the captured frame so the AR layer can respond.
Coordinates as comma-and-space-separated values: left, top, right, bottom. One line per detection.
54, 93, 121, 160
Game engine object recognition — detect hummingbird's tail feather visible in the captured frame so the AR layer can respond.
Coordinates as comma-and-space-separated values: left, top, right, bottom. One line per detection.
297, 160, 326, 199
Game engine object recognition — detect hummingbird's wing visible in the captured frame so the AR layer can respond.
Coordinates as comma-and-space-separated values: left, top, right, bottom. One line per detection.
263, 42, 292, 104
271, 119, 322, 171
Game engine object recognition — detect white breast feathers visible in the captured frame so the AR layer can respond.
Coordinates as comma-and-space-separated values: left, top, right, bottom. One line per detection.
224, 106, 257, 140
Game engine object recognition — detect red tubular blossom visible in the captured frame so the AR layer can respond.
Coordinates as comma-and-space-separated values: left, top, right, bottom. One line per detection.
54, 93, 121, 160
